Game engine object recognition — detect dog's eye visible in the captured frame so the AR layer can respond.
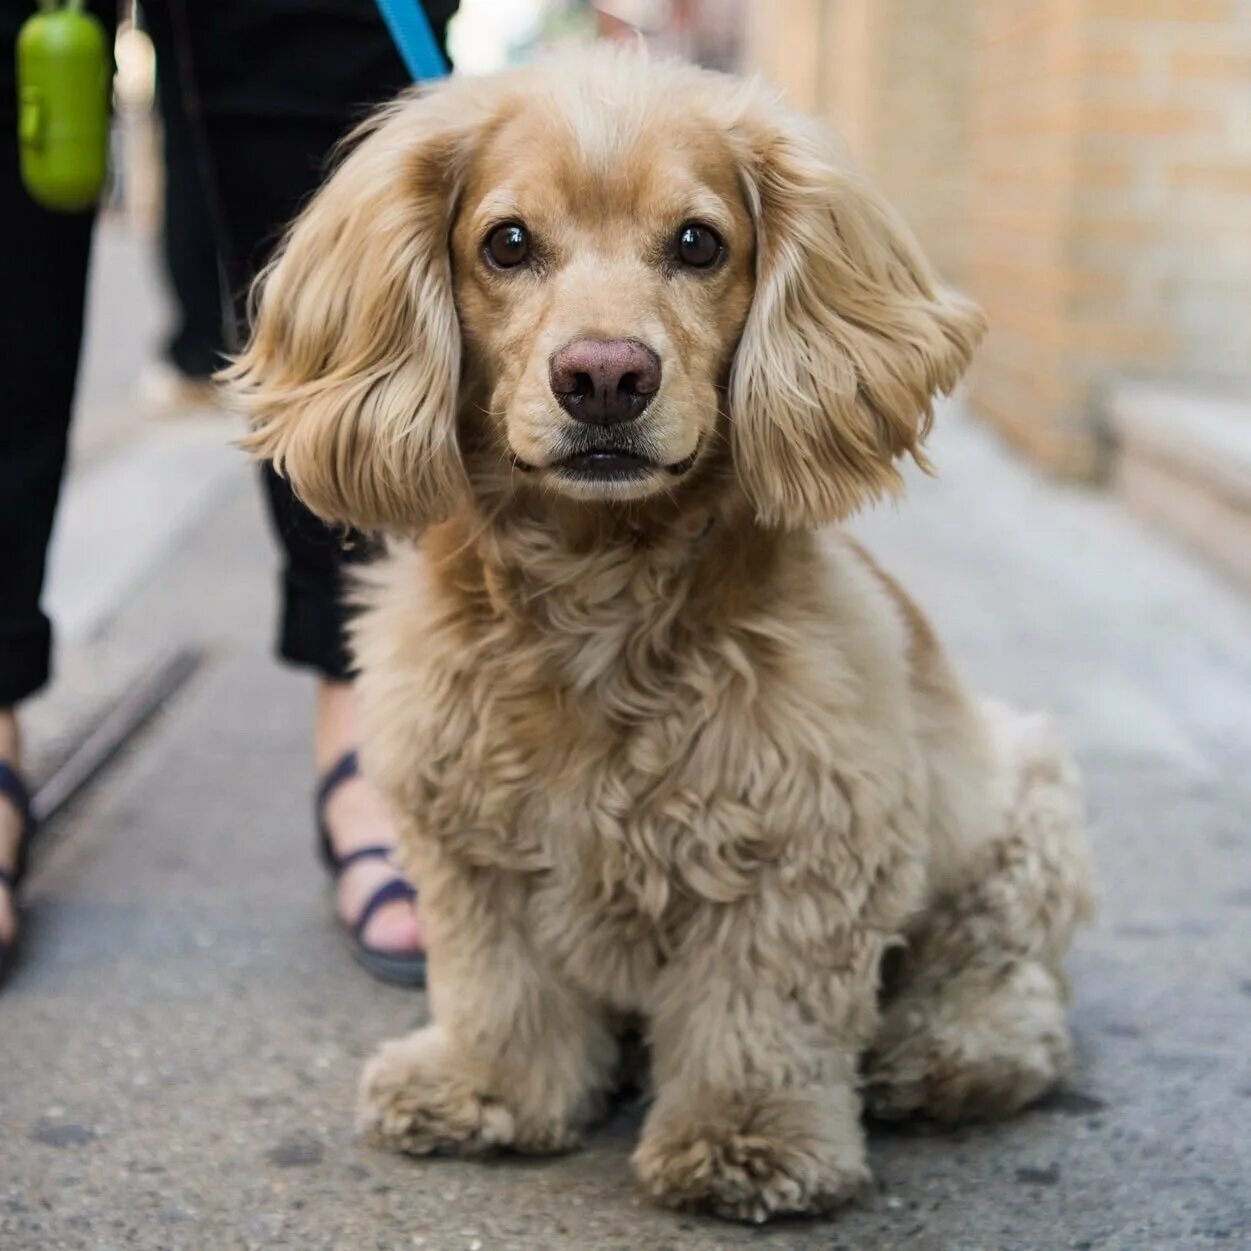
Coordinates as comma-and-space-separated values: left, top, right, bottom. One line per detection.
676, 222, 723, 269
485, 222, 530, 269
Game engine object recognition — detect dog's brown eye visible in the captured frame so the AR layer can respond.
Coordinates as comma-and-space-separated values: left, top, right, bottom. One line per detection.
676, 222, 723, 269
485, 222, 530, 269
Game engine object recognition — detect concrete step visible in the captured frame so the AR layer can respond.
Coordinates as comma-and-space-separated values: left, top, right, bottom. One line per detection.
1108, 383, 1251, 592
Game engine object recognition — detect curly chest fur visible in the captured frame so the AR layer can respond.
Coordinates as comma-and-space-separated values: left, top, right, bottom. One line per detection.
358, 517, 929, 1005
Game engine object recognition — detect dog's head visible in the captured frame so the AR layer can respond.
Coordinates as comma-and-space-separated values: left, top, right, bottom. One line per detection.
231, 47, 985, 532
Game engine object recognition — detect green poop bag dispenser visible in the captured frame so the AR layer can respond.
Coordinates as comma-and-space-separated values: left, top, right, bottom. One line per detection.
17, 0, 110, 212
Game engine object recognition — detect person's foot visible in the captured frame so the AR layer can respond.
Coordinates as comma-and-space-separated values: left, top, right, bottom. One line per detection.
0, 709, 23, 954
137, 360, 222, 419
315, 682, 423, 956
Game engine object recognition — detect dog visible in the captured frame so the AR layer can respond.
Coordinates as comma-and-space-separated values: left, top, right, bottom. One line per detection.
228, 45, 1096, 1223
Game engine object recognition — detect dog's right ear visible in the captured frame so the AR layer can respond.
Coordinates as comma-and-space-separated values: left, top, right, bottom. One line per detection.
226, 89, 478, 533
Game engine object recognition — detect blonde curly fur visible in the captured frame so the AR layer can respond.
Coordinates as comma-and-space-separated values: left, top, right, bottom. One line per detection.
226, 46, 1095, 1224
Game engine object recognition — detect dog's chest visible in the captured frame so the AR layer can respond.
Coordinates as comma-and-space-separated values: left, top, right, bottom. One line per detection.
420, 610, 848, 1006
407, 558, 776, 917
390, 530, 919, 1006
506, 677, 779, 1006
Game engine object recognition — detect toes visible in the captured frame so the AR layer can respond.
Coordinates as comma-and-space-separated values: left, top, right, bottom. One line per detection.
336, 856, 424, 955
320, 771, 424, 954
358, 1030, 588, 1159
0, 892, 15, 947
358, 1033, 516, 1157
359, 898, 424, 955
634, 1110, 867, 1222
0, 801, 23, 947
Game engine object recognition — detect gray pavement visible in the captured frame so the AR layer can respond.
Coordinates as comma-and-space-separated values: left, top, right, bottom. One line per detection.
2, 224, 1249, 1249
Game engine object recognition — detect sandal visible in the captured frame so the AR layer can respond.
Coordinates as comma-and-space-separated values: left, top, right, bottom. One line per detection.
0, 762, 35, 988
316, 750, 426, 987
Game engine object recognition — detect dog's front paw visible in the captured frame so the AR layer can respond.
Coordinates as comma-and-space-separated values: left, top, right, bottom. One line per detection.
357, 1027, 580, 1157
357, 1028, 512, 1156
632, 1098, 868, 1223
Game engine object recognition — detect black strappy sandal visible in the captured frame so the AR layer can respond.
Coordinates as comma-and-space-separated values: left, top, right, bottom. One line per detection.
0, 762, 35, 988
316, 750, 426, 987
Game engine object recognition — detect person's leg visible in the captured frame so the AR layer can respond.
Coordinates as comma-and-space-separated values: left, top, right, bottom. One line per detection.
0, 0, 115, 950
140, 1, 227, 411
167, 0, 455, 957
155, 70, 224, 381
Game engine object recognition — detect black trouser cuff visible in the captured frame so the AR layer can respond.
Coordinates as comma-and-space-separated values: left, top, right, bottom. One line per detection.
277, 568, 354, 682
0, 619, 52, 707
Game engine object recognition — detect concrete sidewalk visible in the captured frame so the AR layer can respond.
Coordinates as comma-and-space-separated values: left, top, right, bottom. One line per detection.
2, 408, 1250, 1251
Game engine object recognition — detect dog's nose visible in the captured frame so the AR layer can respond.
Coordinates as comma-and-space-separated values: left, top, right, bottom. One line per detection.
549, 338, 661, 426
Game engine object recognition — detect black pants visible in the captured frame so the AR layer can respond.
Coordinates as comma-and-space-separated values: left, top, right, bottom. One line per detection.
153, 10, 225, 382
0, 0, 456, 706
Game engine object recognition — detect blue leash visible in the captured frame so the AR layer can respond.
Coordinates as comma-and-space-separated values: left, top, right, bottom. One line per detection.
374, 0, 450, 81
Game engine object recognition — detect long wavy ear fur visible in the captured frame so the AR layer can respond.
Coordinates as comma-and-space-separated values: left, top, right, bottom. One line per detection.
225, 87, 480, 533
728, 94, 987, 529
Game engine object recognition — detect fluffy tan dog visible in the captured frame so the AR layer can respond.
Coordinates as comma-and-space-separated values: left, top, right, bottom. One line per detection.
229, 46, 1096, 1223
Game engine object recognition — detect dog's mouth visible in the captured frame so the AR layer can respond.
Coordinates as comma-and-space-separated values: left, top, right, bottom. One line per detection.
511, 442, 700, 482
553, 447, 699, 481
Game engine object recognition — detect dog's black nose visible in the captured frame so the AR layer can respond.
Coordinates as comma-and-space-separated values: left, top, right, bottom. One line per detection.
549, 338, 661, 426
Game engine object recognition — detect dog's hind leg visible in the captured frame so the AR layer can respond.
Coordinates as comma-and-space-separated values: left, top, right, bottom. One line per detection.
864, 705, 1096, 1123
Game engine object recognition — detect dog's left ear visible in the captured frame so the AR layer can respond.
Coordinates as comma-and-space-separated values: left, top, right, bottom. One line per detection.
728, 99, 987, 528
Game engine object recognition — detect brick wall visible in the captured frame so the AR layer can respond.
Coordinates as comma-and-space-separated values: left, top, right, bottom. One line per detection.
1085, 0, 1251, 384
744, 0, 1251, 480
861, 0, 977, 285
968, 0, 1098, 474
971, 0, 1251, 475
747, 0, 975, 285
